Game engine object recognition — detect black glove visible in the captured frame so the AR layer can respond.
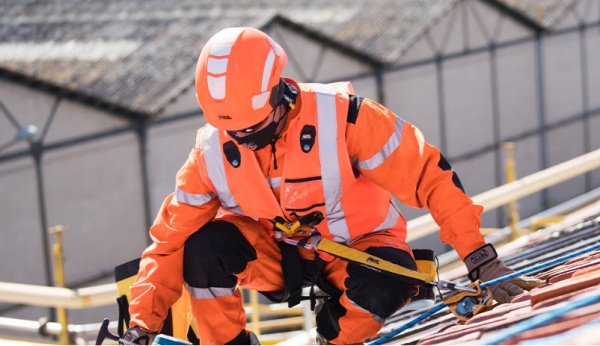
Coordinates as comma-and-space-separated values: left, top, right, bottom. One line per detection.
122, 326, 155, 345
464, 243, 544, 303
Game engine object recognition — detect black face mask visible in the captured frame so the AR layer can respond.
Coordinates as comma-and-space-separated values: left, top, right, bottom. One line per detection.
227, 117, 282, 151
228, 79, 297, 151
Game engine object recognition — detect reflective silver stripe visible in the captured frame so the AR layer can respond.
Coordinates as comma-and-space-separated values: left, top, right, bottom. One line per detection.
185, 283, 236, 299
313, 83, 351, 242
228, 206, 244, 215
202, 126, 243, 214
356, 116, 404, 171
267, 176, 281, 189
372, 202, 401, 233
175, 188, 215, 206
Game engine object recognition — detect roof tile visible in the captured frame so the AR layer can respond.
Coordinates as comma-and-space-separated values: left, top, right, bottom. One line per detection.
411, 220, 600, 345
530, 268, 600, 305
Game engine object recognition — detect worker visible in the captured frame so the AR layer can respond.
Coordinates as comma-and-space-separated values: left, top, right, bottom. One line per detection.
123, 27, 542, 345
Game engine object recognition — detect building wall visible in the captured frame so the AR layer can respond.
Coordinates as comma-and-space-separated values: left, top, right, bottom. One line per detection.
380, 0, 600, 234
147, 114, 205, 218
0, 80, 147, 323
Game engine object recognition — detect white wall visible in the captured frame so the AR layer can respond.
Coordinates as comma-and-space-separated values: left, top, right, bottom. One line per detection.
43, 132, 148, 279
545, 121, 587, 205
543, 32, 584, 124
385, 65, 442, 150
443, 51, 495, 157
147, 116, 206, 217
496, 42, 539, 140
0, 156, 44, 284
585, 18, 600, 111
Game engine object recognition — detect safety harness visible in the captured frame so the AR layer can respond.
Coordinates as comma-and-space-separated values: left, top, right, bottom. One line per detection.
268, 212, 492, 318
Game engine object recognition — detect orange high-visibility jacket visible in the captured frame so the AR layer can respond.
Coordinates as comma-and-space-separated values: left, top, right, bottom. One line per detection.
129, 79, 486, 333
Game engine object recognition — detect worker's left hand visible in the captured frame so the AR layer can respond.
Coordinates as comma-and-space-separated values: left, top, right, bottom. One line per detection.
122, 326, 155, 345
464, 243, 544, 303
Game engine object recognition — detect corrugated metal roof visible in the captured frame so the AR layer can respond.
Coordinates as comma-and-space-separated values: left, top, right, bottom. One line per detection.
0, 0, 576, 117
368, 209, 600, 345
491, 0, 577, 29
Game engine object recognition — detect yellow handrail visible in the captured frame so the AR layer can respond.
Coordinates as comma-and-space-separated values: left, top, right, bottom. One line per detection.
0, 282, 117, 309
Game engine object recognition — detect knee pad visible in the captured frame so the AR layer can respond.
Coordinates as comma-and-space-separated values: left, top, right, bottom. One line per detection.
344, 247, 419, 319
183, 220, 257, 288
315, 296, 347, 342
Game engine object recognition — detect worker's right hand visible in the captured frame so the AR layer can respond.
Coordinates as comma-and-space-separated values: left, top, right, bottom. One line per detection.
122, 326, 155, 345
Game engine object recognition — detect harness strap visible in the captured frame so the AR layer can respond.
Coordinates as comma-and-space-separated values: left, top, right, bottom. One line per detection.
316, 238, 435, 285
116, 295, 130, 337
309, 254, 327, 311
277, 241, 304, 308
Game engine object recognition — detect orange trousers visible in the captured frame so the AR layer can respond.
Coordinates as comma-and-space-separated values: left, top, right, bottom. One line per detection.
183, 215, 418, 345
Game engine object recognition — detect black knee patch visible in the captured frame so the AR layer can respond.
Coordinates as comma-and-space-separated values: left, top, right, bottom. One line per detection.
183, 220, 257, 288
315, 296, 347, 342
344, 247, 419, 319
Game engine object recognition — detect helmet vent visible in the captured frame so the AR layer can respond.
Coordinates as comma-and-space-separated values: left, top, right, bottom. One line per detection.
261, 49, 275, 91
207, 76, 226, 99
207, 57, 228, 74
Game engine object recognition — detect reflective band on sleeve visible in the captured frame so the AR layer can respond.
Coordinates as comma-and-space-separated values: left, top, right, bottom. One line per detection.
185, 283, 236, 299
356, 116, 404, 171
313, 84, 351, 242
371, 202, 401, 233
202, 126, 243, 215
175, 188, 215, 206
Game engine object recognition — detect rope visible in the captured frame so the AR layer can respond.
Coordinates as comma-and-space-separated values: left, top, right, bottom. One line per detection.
368, 241, 600, 345
369, 303, 447, 345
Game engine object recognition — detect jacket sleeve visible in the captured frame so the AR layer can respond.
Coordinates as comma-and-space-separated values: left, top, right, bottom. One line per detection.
345, 97, 486, 259
129, 146, 221, 333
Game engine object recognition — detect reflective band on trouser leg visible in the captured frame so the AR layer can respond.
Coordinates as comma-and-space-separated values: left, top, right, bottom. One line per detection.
356, 116, 404, 171
188, 287, 246, 345
185, 284, 236, 299
202, 125, 244, 215
313, 83, 351, 243
183, 219, 256, 345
